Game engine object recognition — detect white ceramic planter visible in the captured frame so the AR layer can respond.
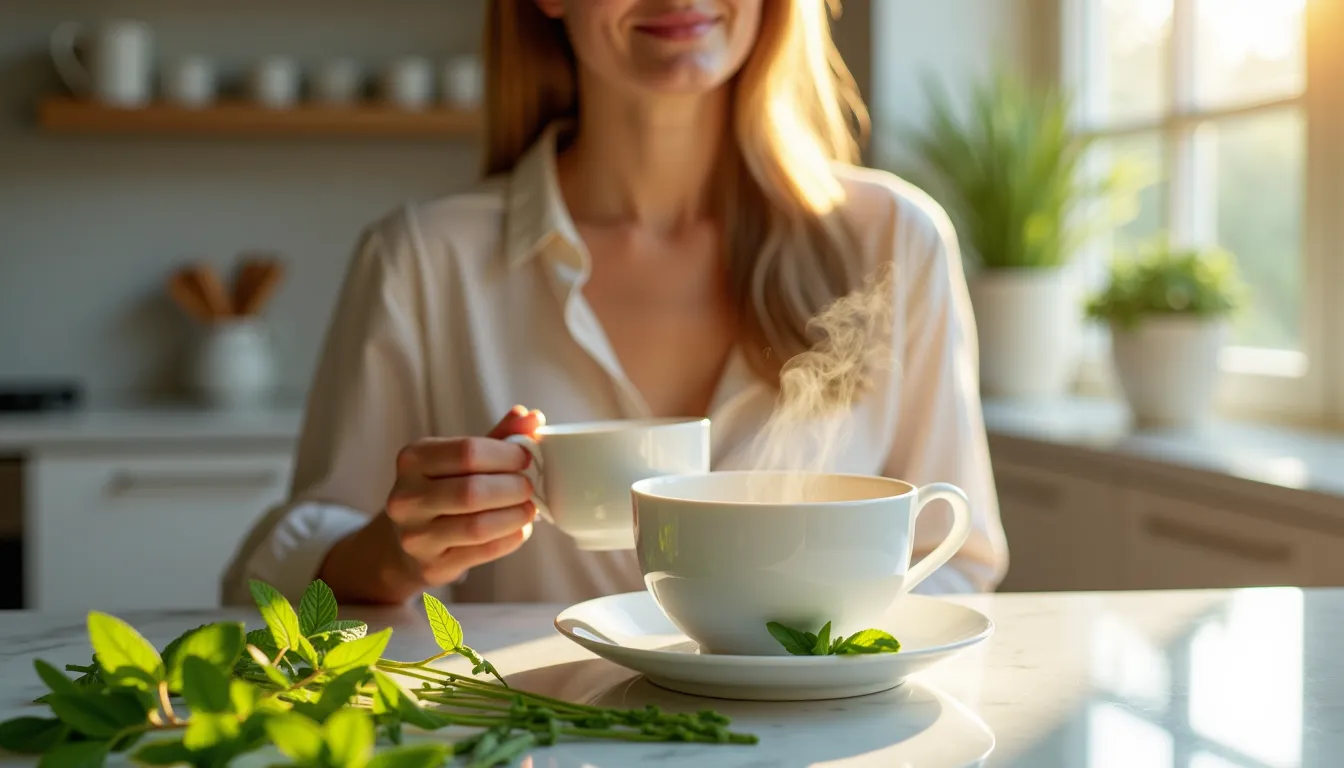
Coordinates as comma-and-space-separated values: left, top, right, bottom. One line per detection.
1110, 316, 1228, 429
967, 267, 1079, 398
192, 320, 277, 409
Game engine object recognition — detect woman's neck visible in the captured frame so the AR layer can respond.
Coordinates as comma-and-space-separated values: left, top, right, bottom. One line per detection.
558, 76, 730, 234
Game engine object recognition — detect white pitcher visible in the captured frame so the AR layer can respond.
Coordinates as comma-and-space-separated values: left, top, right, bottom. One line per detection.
50, 20, 154, 108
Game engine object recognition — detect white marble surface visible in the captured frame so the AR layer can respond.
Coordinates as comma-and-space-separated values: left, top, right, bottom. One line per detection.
2, 588, 1340, 767
983, 397, 1344, 499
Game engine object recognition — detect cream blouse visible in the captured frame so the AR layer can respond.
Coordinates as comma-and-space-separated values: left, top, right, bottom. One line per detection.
221, 123, 1010, 607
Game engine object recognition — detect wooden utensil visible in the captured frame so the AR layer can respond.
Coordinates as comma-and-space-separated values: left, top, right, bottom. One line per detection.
167, 269, 214, 323
187, 262, 233, 320
233, 256, 283, 316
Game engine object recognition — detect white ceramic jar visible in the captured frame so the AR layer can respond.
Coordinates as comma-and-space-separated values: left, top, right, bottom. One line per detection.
192, 320, 276, 409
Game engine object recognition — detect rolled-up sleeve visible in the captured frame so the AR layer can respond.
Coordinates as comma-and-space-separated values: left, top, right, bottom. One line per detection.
882, 195, 1010, 594
221, 210, 432, 606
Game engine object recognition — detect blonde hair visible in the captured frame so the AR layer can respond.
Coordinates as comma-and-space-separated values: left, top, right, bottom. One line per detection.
484, 0, 870, 384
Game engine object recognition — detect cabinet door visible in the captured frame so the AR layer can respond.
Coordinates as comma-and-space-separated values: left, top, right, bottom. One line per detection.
994, 464, 1125, 592
1121, 490, 1316, 590
28, 452, 293, 612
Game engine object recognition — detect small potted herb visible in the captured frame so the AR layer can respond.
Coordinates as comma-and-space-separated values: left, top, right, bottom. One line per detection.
1085, 239, 1245, 428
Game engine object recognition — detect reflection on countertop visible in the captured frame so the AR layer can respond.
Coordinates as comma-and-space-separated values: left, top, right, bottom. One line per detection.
1, 588, 1340, 767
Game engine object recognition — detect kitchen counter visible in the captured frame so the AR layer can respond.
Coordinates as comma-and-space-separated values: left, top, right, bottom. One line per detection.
983, 397, 1344, 501
1, 587, 1338, 767
0, 404, 303, 453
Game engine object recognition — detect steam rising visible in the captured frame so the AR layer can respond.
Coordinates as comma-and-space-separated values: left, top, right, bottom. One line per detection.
748, 261, 898, 502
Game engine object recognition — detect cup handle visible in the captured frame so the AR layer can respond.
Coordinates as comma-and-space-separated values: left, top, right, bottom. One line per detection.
50, 22, 91, 95
504, 434, 553, 525
902, 482, 974, 593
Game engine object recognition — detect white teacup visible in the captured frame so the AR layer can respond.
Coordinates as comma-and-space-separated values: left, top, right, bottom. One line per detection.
631, 471, 973, 656
508, 418, 710, 551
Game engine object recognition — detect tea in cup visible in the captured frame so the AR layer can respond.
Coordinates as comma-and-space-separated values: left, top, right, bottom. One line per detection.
508, 418, 710, 550
631, 471, 973, 656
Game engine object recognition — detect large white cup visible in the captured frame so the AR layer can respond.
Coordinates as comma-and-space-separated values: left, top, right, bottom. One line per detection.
50, 19, 154, 108
632, 471, 973, 656
507, 418, 710, 551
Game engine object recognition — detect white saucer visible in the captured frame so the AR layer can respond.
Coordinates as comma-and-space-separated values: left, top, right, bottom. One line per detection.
554, 591, 994, 701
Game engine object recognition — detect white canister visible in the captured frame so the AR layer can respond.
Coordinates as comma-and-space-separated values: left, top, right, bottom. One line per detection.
251, 57, 300, 109
50, 19, 154, 108
162, 56, 216, 109
442, 55, 483, 108
383, 57, 433, 110
312, 58, 362, 106
192, 321, 277, 410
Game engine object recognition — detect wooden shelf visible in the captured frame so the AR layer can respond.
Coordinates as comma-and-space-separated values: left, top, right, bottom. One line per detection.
36, 97, 481, 139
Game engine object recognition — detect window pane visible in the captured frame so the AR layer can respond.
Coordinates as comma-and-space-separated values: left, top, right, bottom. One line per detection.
1093, 132, 1167, 260
1194, 0, 1306, 108
1091, 0, 1172, 124
1198, 109, 1305, 350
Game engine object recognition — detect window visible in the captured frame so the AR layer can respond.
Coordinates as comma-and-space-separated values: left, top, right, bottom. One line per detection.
1063, 0, 1344, 424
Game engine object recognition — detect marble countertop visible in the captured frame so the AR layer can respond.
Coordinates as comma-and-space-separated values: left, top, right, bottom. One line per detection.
1, 588, 1338, 767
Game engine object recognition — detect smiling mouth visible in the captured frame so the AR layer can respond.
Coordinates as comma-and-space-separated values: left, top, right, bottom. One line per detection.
633, 11, 721, 41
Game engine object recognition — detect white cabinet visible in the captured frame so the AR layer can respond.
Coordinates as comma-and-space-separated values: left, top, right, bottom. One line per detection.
26, 450, 293, 613
994, 462, 1126, 592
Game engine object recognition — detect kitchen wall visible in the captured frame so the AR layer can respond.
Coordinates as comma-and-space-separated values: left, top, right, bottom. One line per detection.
0, 0, 1032, 405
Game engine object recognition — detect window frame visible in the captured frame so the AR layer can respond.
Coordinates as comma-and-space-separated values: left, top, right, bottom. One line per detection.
1059, 0, 1344, 428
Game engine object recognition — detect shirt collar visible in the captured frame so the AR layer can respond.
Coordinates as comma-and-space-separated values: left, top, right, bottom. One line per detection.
504, 121, 585, 271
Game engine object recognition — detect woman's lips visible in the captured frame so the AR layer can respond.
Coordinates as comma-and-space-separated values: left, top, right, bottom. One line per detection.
633, 11, 719, 41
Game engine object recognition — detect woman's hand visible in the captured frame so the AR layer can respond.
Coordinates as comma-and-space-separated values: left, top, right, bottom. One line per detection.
318, 406, 544, 604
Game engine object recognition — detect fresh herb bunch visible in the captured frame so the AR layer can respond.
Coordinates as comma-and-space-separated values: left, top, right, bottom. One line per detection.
0, 580, 756, 768
766, 621, 901, 657
1084, 237, 1245, 330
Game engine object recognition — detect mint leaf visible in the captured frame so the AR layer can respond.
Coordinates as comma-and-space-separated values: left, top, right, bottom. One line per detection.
295, 634, 321, 669
181, 656, 232, 714
310, 620, 368, 654
811, 622, 832, 656
0, 717, 68, 753
87, 611, 164, 688
265, 713, 324, 763
132, 740, 194, 766
183, 712, 239, 751
243, 645, 291, 689
422, 593, 462, 651
244, 628, 279, 659
166, 623, 245, 691
835, 629, 901, 655
299, 580, 339, 636
44, 691, 145, 738
370, 671, 444, 731
765, 622, 816, 656
37, 739, 108, 768
458, 645, 505, 686
229, 680, 260, 719
322, 627, 391, 675
248, 580, 303, 652
324, 709, 374, 768
367, 743, 451, 768
311, 668, 369, 722
34, 660, 80, 696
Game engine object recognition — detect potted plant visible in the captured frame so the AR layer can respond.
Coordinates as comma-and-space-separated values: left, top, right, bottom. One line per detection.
1085, 239, 1245, 428
905, 72, 1123, 399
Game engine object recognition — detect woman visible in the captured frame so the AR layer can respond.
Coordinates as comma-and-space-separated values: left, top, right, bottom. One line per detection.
223, 0, 1009, 606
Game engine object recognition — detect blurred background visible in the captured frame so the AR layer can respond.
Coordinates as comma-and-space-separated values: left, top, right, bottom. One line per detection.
0, 0, 1341, 619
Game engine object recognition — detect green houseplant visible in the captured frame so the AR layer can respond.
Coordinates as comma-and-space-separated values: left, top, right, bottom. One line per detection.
904, 71, 1128, 399
1085, 238, 1245, 427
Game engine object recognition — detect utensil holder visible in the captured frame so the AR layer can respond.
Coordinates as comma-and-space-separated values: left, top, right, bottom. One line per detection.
192, 319, 276, 409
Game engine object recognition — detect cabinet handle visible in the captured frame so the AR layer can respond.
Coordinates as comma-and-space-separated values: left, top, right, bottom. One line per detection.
995, 474, 1063, 509
106, 470, 281, 498
1144, 517, 1293, 565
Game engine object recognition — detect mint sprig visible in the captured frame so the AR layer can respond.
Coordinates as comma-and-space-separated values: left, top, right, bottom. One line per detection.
1, 579, 758, 767
766, 621, 902, 656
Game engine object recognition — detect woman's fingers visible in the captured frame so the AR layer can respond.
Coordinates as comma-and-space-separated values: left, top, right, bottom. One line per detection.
387, 473, 534, 526
420, 523, 534, 586
397, 436, 531, 479
398, 502, 537, 560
